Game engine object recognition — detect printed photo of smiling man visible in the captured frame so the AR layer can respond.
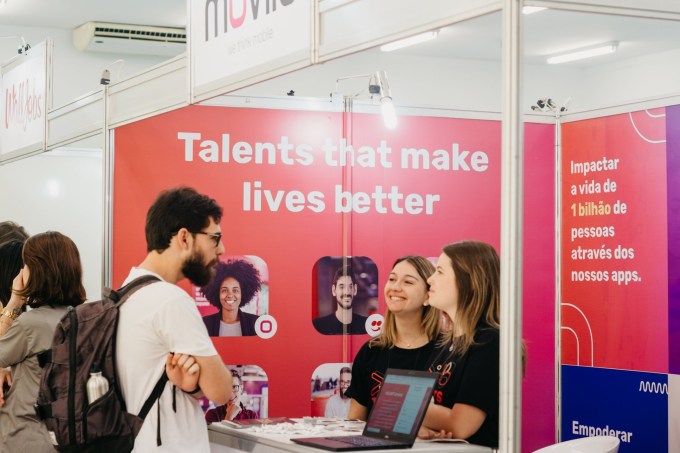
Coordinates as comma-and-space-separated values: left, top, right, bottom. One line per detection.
312, 256, 378, 335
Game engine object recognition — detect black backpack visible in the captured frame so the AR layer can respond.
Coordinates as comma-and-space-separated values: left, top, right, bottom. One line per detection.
34, 275, 167, 453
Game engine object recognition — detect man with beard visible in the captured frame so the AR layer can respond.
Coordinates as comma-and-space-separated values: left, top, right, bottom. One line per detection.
313, 265, 367, 335
116, 186, 232, 452
324, 366, 352, 418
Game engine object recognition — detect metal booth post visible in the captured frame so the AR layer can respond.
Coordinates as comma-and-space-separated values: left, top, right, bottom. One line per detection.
500, 0, 524, 451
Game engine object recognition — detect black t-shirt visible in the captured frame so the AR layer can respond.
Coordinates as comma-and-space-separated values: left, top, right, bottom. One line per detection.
312, 313, 368, 335
428, 328, 500, 448
345, 339, 436, 414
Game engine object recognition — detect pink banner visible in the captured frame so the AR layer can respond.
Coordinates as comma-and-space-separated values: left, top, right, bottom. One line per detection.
561, 109, 668, 372
113, 105, 554, 451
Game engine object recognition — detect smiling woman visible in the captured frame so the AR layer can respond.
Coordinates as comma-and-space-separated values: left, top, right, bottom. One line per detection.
345, 255, 440, 420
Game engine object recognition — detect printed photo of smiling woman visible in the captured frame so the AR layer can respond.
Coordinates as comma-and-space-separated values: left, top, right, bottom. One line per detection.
201, 259, 264, 336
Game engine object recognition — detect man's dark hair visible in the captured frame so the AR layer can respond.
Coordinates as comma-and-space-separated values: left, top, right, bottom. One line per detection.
145, 187, 223, 252
0, 221, 28, 246
332, 265, 356, 286
201, 259, 262, 310
0, 240, 24, 305
339, 366, 351, 376
230, 368, 242, 384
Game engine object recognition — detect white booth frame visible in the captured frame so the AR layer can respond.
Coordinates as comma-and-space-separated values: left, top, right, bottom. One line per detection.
3, 1, 680, 451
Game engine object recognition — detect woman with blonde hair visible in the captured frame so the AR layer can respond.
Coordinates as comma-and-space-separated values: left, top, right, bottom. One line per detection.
346, 255, 440, 420
420, 240, 508, 448
0, 231, 86, 452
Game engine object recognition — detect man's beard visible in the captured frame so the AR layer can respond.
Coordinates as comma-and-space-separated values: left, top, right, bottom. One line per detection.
337, 296, 353, 310
339, 387, 347, 399
182, 250, 216, 287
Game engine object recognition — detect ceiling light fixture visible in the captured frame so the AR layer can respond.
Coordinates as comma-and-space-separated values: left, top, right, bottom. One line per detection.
547, 41, 618, 64
334, 70, 398, 129
380, 30, 439, 52
372, 70, 397, 129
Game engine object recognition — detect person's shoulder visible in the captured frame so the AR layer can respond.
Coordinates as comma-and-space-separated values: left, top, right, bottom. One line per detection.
204, 311, 220, 321
360, 339, 388, 357
313, 313, 335, 326
476, 326, 499, 342
353, 313, 368, 326
124, 268, 189, 302
240, 310, 259, 321
473, 327, 499, 350
20, 304, 67, 325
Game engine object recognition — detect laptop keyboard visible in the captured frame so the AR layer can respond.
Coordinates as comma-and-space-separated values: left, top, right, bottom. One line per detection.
325, 436, 400, 447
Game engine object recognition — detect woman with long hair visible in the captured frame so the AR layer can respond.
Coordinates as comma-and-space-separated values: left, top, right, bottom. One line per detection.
346, 256, 440, 420
0, 231, 86, 452
420, 240, 509, 448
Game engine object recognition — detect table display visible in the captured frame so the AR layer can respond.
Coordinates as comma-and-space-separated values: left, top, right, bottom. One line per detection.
208, 418, 493, 453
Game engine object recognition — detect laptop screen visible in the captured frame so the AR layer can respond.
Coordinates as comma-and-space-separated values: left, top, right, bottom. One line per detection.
364, 369, 438, 440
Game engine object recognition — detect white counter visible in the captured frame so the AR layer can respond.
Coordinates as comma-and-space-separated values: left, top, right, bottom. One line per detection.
208, 419, 494, 453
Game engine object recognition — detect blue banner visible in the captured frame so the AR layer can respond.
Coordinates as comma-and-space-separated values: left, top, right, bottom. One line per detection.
561, 365, 668, 452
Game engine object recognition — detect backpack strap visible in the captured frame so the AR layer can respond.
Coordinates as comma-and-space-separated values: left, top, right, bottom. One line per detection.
138, 371, 168, 420
138, 371, 169, 447
109, 274, 161, 303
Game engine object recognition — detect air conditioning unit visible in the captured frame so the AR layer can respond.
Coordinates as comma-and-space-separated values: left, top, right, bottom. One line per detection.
73, 22, 186, 57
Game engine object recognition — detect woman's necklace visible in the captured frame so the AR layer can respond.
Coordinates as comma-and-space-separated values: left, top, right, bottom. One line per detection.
398, 332, 426, 349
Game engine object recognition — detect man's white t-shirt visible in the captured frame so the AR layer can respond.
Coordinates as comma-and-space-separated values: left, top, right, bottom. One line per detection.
116, 267, 218, 452
324, 393, 351, 418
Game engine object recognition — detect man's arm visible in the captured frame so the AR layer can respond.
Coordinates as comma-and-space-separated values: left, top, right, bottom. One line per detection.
194, 354, 232, 404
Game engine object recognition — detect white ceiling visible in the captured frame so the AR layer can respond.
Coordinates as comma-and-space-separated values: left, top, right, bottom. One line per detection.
1, 1, 680, 67
0, 0, 186, 29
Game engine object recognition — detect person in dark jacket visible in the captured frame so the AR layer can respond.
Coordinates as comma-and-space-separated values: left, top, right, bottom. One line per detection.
201, 259, 262, 336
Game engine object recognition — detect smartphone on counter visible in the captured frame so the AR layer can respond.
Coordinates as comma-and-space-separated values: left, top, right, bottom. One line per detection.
220, 420, 250, 429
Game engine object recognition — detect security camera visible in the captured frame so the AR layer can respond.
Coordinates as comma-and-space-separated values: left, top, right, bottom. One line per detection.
100, 69, 111, 85
368, 83, 381, 94
17, 43, 30, 55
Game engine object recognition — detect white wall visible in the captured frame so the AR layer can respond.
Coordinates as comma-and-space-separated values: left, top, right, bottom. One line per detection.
0, 149, 103, 300
580, 47, 680, 110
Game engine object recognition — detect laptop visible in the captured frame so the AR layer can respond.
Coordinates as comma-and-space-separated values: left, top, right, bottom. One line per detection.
292, 368, 439, 451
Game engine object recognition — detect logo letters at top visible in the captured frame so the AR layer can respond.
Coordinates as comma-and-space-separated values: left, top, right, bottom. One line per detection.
204, 0, 296, 42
